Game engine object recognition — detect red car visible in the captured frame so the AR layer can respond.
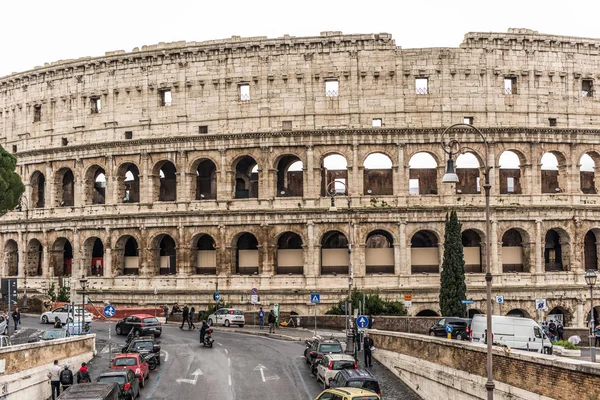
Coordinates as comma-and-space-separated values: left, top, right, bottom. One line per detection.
111, 353, 150, 388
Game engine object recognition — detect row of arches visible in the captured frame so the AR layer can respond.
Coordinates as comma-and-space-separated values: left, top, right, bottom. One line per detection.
27, 150, 600, 208
5, 227, 599, 277
416, 307, 574, 325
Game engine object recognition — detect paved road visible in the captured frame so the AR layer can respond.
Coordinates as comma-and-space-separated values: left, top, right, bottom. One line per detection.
21, 315, 420, 400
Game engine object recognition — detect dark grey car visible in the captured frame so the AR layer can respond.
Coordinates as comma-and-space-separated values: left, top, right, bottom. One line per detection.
96, 369, 140, 400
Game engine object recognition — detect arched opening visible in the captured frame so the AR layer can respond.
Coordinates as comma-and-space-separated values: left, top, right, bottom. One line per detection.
117, 236, 140, 276
234, 157, 259, 199
195, 159, 217, 200
502, 229, 525, 272
118, 163, 140, 203
236, 233, 259, 275
158, 235, 177, 275
541, 152, 563, 193
499, 151, 522, 194
363, 153, 393, 195
584, 230, 599, 271
4, 240, 18, 276
411, 230, 439, 273
57, 168, 75, 206
416, 309, 439, 317
321, 231, 349, 275
506, 309, 530, 318
580, 153, 597, 194
365, 230, 394, 274
321, 154, 348, 196
468, 309, 483, 318
156, 161, 177, 202
276, 232, 303, 274
548, 306, 571, 327
82, 237, 104, 276
277, 156, 303, 197
408, 152, 438, 195
544, 229, 566, 272
31, 171, 45, 208
27, 239, 43, 276
455, 153, 481, 194
462, 229, 482, 273
51, 238, 72, 277
193, 234, 216, 275
85, 166, 106, 205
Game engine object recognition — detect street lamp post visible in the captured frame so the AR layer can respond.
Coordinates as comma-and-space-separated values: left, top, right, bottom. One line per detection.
326, 180, 355, 358
441, 123, 494, 399
16, 196, 29, 311
79, 277, 89, 335
585, 269, 597, 362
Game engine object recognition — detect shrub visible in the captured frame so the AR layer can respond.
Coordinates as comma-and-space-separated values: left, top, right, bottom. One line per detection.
554, 340, 577, 350
325, 290, 407, 316
57, 285, 70, 302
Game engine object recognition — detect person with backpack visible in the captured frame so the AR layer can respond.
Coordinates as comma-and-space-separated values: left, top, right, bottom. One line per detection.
268, 310, 276, 333
180, 305, 189, 330
60, 364, 73, 392
76, 362, 91, 383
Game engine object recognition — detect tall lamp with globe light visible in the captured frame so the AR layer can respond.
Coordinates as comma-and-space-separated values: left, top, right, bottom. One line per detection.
585, 269, 597, 362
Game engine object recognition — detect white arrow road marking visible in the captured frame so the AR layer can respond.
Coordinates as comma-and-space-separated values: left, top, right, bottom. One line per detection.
161, 350, 169, 362
100, 344, 110, 354
253, 364, 280, 383
176, 368, 204, 385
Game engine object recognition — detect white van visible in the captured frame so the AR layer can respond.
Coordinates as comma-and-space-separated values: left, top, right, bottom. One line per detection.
471, 315, 553, 354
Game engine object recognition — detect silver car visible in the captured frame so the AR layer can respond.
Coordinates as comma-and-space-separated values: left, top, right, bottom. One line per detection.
315, 354, 357, 389
207, 308, 245, 327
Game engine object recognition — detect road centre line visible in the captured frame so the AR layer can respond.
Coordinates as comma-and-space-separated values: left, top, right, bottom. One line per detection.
228, 357, 231, 367
228, 374, 232, 386
293, 356, 314, 400
224, 348, 228, 354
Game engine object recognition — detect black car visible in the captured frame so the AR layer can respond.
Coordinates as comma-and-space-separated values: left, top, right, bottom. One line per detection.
328, 369, 381, 397
57, 382, 126, 400
304, 338, 344, 372
96, 370, 140, 400
123, 336, 161, 365
115, 314, 162, 337
428, 317, 471, 340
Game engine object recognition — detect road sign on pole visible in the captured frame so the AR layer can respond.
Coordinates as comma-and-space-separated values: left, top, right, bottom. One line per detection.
535, 298, 547, 310
310, 294, 321, 304
251, 288, 258, 295
103, 305, 116, 318
356, 315, 369, 329
496, 296, 504, 304
446, 324, 453, 339
461, 299, 475, 305
213, 292, 220, 302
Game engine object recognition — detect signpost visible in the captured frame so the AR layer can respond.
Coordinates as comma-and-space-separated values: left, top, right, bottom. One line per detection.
496, 295, 504, 315
103, 305, 116, 366
356, 315, 369, 329
536, 298, 547, 325
461, 299, 474, 318
2, 279, 17, 337
251, 288, 259, 327
310, 293, 320, 335
445, 324, 453, 339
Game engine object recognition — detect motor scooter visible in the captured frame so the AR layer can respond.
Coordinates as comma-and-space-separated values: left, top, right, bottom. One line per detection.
201, 327, 214, 348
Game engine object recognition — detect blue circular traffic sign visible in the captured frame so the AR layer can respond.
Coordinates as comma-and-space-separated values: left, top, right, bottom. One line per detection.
445, 324, 453, 334
356, 315, 369, 329
213, 292, 220, 301
103, 305, 115, 318
251, 288, 258, 295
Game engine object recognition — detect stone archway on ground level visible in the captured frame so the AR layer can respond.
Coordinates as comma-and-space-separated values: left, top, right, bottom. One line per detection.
415, 309, 439, 317
506, 308, 531, 318
547, 306, 572, 327
468, 309, 483, 318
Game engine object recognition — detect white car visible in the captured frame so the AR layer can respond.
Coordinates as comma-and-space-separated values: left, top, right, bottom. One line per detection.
316, 354, 357, 389
40, 305, 93, 325
207, 308, 245, 327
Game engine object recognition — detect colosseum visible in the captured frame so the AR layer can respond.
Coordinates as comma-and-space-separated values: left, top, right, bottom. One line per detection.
1, 28, 599, 327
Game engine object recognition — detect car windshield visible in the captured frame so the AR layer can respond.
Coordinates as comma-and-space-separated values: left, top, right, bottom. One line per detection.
114, 357, 138, 366
42, 330, 66, 340
320, 344, 342, 353
133, 341, 154, 349
332, 360, 355, 370
142, 318, 158, 324
98, 375, 126, 384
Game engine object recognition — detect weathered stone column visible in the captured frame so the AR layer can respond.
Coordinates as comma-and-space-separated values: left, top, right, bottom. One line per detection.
576, 299, 585, 328
355, 243, 366, 277
491, 220, 500, 275
74, 159, 83, 206
393, 144, 404, 196
176, 150, 189, 202
177, 225, 186, 275
72, 228, 81, 278
305, 146, 315, 200
140, 153, 150, 204
18, 231, 25, 278
42, 231, 50, 278
535, 220, 543, 274
399, 222, 410, 275
46, 164, 55, 209
393, 243, 401, 276
306, 221, 316, 276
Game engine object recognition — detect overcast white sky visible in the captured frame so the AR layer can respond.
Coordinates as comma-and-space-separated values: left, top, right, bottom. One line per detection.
1, 0, 599, 78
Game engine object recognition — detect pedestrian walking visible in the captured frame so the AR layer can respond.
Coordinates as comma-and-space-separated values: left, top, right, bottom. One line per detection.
258, 307, 265, 329
556, 321, 564, 341
180, 305, 189, 329
268, 309, 276, 333
60, 364, 74, 392
11, 307, 20, 331
188, 307, 196, 330
76, 362, 91, 383
363, 333, 374, 368
163, 304, 169, 324
54, 316, 62, 329
47, 360, 61, 400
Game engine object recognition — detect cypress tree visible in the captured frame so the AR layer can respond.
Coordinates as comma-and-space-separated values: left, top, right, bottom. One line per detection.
439, 211, 467, 317
0, 145, 24, 216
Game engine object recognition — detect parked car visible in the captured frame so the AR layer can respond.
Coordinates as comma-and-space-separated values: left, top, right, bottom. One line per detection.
96, 369, 140, 400
57, 381, 127, 400
328, 368, 381, 397
304, 337, 344, 374
315, 354, 358, 388
40, 305, 93, 325
111, 353, 150, 388
122, 336, 161, 365
206, 308, 245, 328
40, 328, 71, 341
471, 314, 553, 354
429, 317, 471, 340
314, 387, 380, 400
115, 314, 162, 337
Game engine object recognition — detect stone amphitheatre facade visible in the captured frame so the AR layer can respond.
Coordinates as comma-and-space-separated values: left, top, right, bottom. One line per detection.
1, 28, 599, 326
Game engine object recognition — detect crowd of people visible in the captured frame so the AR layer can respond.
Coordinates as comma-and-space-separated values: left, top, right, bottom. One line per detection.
541, 320, 565, 342
48, 360, 90, 400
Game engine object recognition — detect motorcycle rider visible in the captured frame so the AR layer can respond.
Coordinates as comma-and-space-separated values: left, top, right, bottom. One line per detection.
200, 320, 209, 343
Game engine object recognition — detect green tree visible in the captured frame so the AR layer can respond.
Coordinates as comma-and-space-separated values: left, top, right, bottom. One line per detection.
325, 290, 407, 316
57, 285, 70, 302
0, 145, 24, 217
48, 282, 57, 302
439, 211, 467, 317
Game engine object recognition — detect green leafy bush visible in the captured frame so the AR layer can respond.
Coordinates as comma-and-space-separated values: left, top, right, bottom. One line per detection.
47, 282, 57, 302
554, 340, 577, 350
57, 285, 70, 302
325, 290, 407, 316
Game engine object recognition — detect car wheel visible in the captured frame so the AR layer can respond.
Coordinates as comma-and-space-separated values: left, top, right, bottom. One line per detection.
41, 315, 49, 324
456, 333, 463, 341
207, 319, 213, 326
429, 331, 436, 337
116, 325, 122, 335
224, 320, 230, 327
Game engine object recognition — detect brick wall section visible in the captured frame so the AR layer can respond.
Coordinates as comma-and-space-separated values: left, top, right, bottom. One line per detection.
370, 330, 600, 400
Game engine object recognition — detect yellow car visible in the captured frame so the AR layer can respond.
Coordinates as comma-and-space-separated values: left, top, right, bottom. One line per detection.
314, 387, 381, 400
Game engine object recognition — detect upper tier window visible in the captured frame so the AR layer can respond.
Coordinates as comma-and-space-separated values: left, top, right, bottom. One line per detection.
325, 80, 339, 97
415, 78, 428, 95
90, 97, 102, 114
160, 89, 172, 107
